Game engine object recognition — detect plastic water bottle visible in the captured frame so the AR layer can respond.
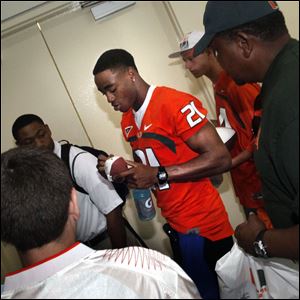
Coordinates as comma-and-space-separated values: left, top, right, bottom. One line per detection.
132, 189, 156, 221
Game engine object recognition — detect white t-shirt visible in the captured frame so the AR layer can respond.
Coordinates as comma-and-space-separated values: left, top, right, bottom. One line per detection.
54, 141, 123, 241
1, 244, 201, 299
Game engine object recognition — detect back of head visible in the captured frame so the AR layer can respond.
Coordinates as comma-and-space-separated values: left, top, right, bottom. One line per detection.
93, 49, 138, 75
1, 147, 73, 252
12, 114, 45, 141
194, 1, 288, 56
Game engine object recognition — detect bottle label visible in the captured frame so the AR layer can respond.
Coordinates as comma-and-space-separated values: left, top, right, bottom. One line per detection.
135, 196, 156, 221
145, 197, 153, 208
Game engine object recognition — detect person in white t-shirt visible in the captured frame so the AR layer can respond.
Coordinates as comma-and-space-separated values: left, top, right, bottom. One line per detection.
11, 114, 127, 249
1, 147, 201, 299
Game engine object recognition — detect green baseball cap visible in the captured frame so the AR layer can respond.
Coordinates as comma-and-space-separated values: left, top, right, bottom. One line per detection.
194, 1, 279, 56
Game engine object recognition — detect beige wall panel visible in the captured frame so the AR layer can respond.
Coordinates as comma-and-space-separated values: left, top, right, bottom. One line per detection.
169, 1, 299, 39
1, 243, 22, 284
1, 27, 91, 152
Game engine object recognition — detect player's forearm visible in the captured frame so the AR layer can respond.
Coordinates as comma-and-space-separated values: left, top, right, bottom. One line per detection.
231, 150, 252, 168
166, 150, 231, 182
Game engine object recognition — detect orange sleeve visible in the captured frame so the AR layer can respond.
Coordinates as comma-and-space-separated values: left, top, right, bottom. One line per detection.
174, 97, 209, 141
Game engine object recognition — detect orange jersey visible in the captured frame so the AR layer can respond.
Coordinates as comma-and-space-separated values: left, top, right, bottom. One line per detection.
214, 71, 263, 208
121, 86, 233, 241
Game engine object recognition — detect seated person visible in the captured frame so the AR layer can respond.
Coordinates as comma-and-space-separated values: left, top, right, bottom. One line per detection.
12, 114, 131, 249
1, 147, 201, 299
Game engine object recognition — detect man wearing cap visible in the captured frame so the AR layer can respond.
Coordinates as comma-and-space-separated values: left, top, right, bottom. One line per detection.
194, 1, 299, 260
169, 31, 273, 228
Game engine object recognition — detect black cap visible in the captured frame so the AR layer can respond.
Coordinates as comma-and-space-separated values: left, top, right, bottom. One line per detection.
194, 1, 279, 56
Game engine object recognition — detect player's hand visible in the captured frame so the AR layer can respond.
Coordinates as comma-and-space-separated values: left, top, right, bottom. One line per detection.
117, 160, 158, 189
97, 154, 114, 179
234, 212, 266, 256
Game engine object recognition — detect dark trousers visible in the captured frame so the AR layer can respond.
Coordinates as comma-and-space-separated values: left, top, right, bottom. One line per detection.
164, 223, 233, 299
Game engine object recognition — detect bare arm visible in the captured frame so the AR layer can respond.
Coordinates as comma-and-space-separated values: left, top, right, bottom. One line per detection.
167, 122, 231, 181
231, 149, 252, 169
120, 122, 231, 189
264, 225, 299, 259
235, 214, 299, 260
105, 205, 127, 248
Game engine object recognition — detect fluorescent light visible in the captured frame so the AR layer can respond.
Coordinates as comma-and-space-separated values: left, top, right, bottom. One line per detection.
91, 1, 135, 21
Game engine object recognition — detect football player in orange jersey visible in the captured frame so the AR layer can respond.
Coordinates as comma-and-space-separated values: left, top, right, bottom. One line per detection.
94, 49, 234, 298
169, 31, 272, 229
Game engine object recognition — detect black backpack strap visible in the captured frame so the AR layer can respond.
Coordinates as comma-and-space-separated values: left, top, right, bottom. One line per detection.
60, 143, 129, 201
60, 143, 88, 194
70, 151, 88, 194
60, 143, 71, 171
74, 145, 129, 202
78, 145, 108, 157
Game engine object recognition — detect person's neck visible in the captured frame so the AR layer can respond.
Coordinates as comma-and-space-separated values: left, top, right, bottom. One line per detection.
19, 225, 76, 267
133, 79, 150, 111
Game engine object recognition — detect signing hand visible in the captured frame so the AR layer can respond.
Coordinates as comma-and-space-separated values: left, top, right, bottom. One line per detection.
117, 160, 158, 189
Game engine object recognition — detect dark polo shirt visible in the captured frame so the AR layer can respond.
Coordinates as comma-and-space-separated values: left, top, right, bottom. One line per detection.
254, 39, 299, 228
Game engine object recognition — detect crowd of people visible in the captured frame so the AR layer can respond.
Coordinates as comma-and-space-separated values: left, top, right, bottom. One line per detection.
1, 1, 298, 299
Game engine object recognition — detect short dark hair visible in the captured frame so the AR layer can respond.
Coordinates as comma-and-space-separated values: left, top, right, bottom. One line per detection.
12, 114, 45, 141
216, 10, 288, 42
1, 147, 73, 252
93, 49, 138, 75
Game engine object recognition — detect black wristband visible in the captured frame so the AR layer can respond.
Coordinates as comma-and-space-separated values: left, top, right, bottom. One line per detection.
157, 166, 168, 184
255, 229, 267, 242
254, 229, 268, 258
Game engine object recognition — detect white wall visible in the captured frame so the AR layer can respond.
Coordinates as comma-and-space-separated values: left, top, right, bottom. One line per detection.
169, 1, 299, 40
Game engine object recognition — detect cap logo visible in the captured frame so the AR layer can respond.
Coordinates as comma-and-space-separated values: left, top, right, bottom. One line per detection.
180, 39, 189, 51
268, 1, 278, 10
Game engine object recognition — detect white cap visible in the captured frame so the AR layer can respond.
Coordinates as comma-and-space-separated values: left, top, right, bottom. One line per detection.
168, 31, 205, 58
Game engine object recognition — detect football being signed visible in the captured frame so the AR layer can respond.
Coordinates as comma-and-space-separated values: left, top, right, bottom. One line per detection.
104, 156, 128, 182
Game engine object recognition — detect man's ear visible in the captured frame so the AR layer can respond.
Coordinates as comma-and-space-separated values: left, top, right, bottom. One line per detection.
127, 67, 136, 82
235, 32, 253, 59
68, 187, 80, 221
45, 124, 52, 136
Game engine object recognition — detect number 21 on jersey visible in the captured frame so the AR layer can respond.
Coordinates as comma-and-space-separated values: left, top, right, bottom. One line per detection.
181, 101, 206, 128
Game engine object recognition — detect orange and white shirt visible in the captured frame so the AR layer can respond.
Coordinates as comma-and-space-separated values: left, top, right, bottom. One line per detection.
121, 86, 233, 241
214, 71, 264, 209
2, 243, 201, 299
